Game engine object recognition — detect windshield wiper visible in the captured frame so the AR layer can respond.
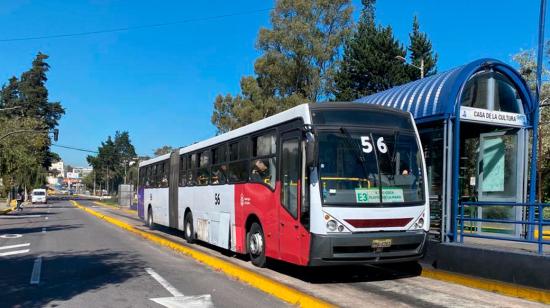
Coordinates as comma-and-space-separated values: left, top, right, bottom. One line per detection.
339, 127, 374, 186
389, 130, 400, 181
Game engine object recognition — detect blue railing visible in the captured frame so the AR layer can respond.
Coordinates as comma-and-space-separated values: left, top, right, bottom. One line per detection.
457, 201, 550, 255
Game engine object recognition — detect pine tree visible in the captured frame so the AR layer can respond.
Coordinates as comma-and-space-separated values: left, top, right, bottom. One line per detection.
333, 0, 410, 101
0, 77, 19, 110
17, 52, 64, 130
408, 16, 438, 79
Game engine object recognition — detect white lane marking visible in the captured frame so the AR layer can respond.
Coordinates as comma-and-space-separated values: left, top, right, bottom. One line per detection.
0, 234, 22, 239
0, 215, 42, 219
146, 267, 183, 296
146, 267, 213, 308
42, 227, 46, 233
44, 217, 48, 220
30, 256, 42, 284
0, 249, 30, 257
0, 243, 30, 250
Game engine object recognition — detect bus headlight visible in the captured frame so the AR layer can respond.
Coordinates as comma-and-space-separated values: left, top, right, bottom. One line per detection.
323, 212, 351, 233
327, 220, 337, 231
415, 217, 424, 229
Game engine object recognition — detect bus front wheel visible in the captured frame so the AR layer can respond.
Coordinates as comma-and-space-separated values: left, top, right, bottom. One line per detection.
247, 222, 266, 267
184, 212, 195, 244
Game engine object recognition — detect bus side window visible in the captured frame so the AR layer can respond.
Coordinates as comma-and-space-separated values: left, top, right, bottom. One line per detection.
250, 132, 277, 189
151, 164, 157, 187
198, 150, 210, 185
162, 160, 169, 187
188, 153, 197, 186
179, 155, 187, 186
228, 139, 249, 183
211, 144, 227, 185
157, 163, 163, 188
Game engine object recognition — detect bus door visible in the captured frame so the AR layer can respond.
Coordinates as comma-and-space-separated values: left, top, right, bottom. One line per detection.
279, 131, 303, 264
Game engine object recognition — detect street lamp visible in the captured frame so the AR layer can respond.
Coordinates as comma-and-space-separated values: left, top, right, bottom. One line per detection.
395, 55, 424, 79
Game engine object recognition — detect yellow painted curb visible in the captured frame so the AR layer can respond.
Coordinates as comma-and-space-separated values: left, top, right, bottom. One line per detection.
71, 200, 332, 308
93, 201, 137, 215
0, 204, 16, 215
421, 268, 550, 304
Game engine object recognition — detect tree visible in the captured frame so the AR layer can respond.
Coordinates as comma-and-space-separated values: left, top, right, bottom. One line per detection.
212, 0, 353, 133
16, 53, 65, 130
87, 131, 137, 194
513, 48, 550, 202
0, 77, 20, 117
0, 53, 64, 194
154, 145, 174, 156
0, 117, 50, 195
408, 15, 438, 79
333, 0, 411, 101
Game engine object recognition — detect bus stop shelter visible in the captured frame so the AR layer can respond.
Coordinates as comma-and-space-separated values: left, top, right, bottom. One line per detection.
356, 58, 543, 247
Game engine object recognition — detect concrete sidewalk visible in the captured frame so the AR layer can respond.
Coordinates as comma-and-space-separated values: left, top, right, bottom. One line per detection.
0, 200, 15, 214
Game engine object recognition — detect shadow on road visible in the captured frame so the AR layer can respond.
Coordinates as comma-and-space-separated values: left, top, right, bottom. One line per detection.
0, 224, 82, 235
263, 259, 422, 284
0, 249, 144, 308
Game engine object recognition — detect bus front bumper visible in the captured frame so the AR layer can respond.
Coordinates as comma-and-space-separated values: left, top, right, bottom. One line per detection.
308, 230, 427, 266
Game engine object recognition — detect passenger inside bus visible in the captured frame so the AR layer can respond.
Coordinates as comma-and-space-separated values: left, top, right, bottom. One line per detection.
251, 159, 271, 185
212, 165, 228, 184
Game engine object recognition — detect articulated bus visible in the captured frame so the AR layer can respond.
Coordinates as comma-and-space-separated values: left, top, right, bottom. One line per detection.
138, 103, 429, 267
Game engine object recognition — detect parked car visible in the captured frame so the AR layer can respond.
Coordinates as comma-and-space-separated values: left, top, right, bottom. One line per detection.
31, 189, 47, 204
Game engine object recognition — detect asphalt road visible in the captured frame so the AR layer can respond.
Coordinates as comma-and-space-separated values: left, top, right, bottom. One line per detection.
72, 200, 546, 308
0, 200, 287, 308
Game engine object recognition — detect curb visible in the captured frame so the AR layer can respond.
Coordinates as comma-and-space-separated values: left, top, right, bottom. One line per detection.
0, 205, 16, 215
71, 200, 333, 308
93, 201, 137, 215
421, 268, 550, 304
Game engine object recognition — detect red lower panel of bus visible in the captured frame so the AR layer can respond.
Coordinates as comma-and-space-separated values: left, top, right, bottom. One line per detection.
233, 182, 311, 266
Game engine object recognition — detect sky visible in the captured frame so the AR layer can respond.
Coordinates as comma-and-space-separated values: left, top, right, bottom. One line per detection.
0, 1, 545, 166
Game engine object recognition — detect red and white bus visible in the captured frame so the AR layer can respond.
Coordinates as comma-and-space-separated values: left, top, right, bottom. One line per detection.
138, 103, 429, 267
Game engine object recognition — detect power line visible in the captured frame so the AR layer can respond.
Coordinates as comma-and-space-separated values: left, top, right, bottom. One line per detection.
0, 8, 272, 42
52, 144, 98, 153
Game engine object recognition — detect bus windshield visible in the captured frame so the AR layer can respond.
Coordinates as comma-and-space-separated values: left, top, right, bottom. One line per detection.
318, 127, 425, 206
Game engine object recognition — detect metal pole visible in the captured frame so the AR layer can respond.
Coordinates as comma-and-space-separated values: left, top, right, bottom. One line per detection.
452, 101, 462, 242
420, 58, 425, 79
528, 0, 547, 240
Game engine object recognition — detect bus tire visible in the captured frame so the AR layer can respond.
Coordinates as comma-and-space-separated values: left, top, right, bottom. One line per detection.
184, 212, 195, 244
247, 222, 266, 267
147, 207, 155, 230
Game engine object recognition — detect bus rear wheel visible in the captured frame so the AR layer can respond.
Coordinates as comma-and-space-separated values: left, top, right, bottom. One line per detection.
147, 207, 155, 230
247, 222, 266, 267
184, 212, 195, 244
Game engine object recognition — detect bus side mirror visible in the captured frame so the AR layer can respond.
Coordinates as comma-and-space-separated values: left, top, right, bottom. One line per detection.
305, 132, 317, 167
302, 124, 317, 167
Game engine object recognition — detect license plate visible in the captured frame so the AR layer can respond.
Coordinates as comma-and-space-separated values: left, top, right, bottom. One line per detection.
372, 239, 392, 248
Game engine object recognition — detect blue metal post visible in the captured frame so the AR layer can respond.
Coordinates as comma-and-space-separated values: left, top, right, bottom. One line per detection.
452, 102, 462, 242
538, 204, 543, 254
528, 0, 547, 240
